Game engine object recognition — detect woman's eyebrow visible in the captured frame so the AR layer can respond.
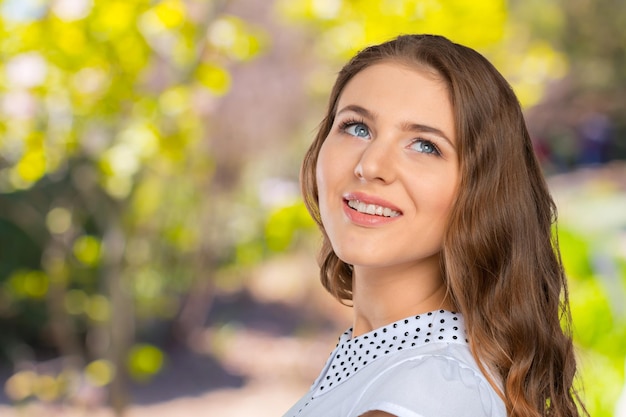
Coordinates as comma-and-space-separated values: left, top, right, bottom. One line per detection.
336, 104, 375, 119
400, 121, 455, 148
336, 104, 455, 148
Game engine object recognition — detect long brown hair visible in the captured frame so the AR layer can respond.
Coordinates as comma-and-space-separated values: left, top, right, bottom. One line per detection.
301, 34, 586, 417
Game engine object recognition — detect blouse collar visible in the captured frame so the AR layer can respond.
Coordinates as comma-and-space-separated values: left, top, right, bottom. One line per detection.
313, 309, 467, 396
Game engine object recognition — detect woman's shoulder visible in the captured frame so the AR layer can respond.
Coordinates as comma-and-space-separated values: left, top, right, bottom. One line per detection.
353, 345, 506, 417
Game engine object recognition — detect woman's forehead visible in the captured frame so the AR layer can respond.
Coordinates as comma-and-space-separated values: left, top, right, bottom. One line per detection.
335, 60, 450, 111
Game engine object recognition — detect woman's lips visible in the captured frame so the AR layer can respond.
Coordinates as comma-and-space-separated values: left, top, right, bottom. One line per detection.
342, 192, 403, 226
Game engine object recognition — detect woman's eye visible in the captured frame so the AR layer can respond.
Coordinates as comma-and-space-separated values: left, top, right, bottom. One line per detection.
345, 123, 370, 138
410, 140, 440, 155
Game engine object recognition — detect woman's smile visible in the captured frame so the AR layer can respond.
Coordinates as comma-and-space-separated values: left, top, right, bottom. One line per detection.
342, 191, 403, 226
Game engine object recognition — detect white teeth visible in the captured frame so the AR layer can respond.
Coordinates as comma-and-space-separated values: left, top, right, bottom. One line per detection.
347, 200, 400, 217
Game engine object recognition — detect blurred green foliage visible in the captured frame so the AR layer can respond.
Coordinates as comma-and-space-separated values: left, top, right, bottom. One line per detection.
276, 0, 507, 56
554, 180, 626, 417
276, 0, 568, 107
0, 0, 623, 415
0, 0, 270, 411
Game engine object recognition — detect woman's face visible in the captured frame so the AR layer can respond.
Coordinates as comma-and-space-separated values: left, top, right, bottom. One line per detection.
316, 61, 459, 277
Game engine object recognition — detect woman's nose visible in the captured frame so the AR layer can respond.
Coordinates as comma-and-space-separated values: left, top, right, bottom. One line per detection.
354, 139, 397, 184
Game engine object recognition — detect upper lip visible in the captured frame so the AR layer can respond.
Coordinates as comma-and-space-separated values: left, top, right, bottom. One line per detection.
342, 191, 403, 214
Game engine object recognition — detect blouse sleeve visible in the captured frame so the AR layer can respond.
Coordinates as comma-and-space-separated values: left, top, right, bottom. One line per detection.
350, 354, 505, 417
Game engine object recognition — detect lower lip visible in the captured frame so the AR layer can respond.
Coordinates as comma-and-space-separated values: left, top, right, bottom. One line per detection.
342, 201, 402, 226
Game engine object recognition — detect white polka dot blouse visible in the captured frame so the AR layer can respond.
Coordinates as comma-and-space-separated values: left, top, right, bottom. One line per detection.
282, 309, 506, 417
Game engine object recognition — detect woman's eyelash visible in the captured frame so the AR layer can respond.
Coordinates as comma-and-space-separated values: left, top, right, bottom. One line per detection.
338, 118, 367, 131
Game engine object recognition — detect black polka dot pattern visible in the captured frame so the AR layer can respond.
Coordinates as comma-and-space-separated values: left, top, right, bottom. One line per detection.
312, 310, 466, 396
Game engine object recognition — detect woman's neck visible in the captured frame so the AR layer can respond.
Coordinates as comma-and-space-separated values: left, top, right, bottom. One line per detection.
351, 260, 453, 337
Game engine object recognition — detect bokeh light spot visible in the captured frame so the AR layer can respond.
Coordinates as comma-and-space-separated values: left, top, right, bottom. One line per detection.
4, 370, 37, 401
85, 359, 115, 387
46, 207, 72, 235
127, 344, 165, 381
73, 235, 101, 266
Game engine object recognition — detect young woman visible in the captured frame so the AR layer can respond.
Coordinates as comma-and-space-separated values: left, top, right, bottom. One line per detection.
283, 35, 586, 417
